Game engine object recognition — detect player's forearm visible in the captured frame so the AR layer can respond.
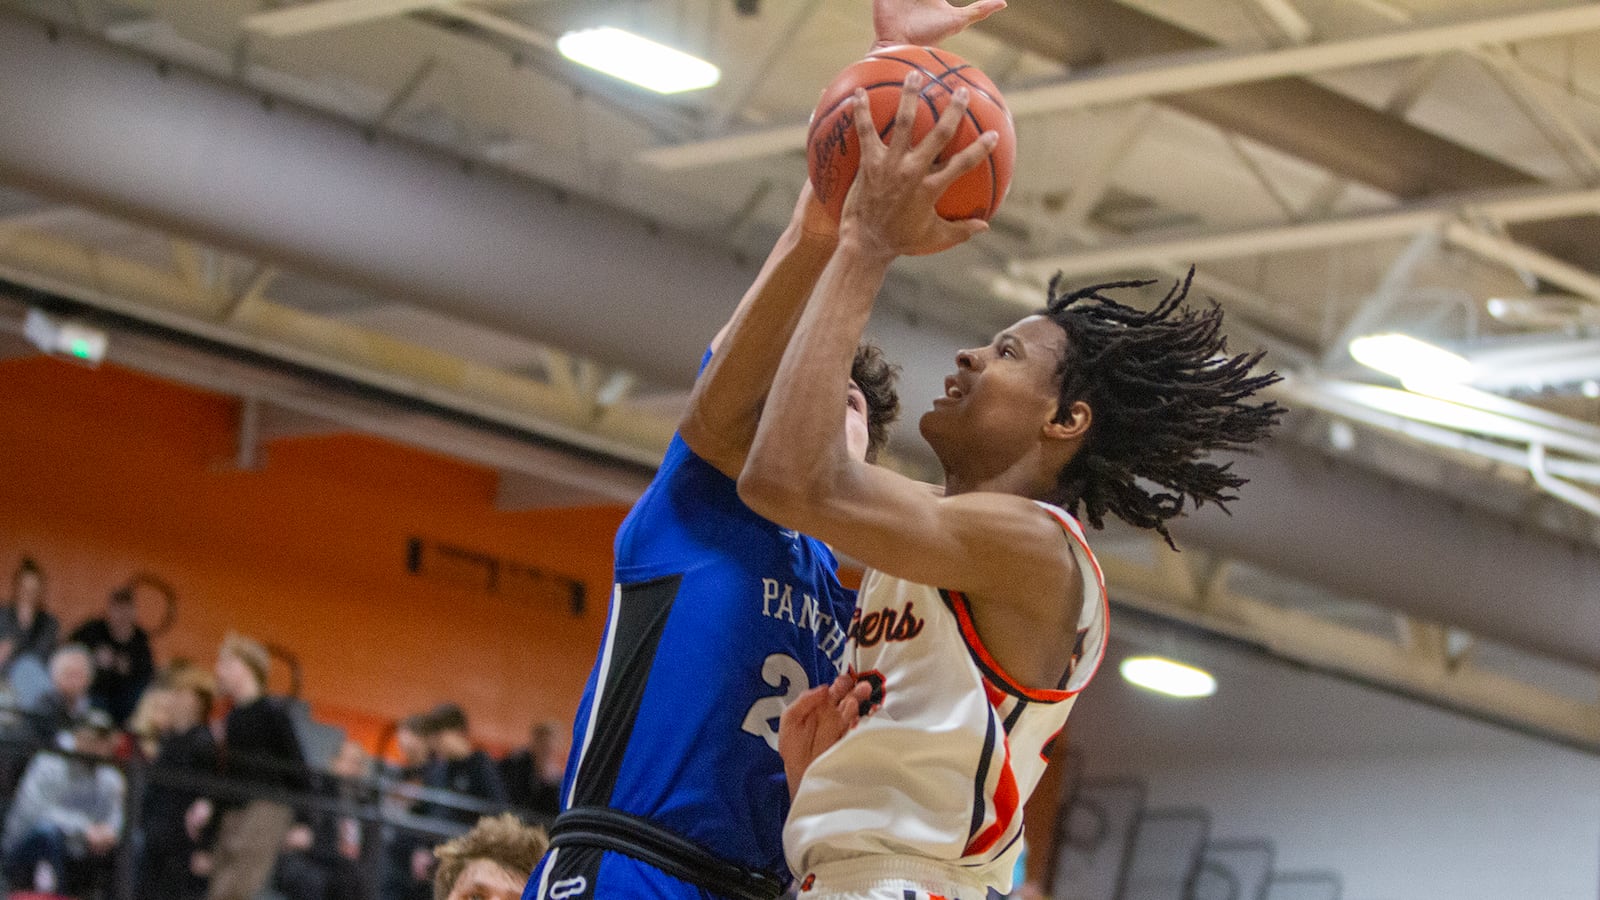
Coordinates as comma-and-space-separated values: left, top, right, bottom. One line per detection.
680, 220, 836, 474
740, 238, 889, 529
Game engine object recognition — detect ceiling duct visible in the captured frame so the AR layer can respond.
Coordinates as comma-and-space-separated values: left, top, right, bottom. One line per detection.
1173, 447, 1600, 670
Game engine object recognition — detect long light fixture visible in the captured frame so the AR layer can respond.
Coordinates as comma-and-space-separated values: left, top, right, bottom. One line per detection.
1120, 656, 1217, 698
1348, 333, 1472, 390
557, 27, 720, 94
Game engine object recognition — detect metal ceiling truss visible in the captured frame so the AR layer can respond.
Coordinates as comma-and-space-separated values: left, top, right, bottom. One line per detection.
1011, 183, 1600, 290
0, 223, 678, 469
1101, 534, 1600, 753
635, 3, 1600, 170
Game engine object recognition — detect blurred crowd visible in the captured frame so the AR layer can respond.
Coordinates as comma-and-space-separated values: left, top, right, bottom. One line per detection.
0, 556, 562, 900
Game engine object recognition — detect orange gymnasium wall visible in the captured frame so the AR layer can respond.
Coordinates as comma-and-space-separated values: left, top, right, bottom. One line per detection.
0, 354, 629, 755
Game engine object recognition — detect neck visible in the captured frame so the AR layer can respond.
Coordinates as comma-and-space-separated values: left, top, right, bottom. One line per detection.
940, 446, 1062, 501
233, 684, 262, 705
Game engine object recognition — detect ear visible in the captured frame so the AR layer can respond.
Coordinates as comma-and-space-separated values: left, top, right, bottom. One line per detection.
1043, 400, 1092, 443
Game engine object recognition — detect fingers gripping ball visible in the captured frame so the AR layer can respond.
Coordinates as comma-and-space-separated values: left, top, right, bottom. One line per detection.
807, 44, 1015, 223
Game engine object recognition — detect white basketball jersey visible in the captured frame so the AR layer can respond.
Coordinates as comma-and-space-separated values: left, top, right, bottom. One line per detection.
784, 501, 1108, 895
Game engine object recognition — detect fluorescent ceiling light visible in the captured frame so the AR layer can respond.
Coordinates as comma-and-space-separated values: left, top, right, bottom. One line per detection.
557, 27, 720, 94
1348, 333, 1472, 389
1120, 656, 1216, 698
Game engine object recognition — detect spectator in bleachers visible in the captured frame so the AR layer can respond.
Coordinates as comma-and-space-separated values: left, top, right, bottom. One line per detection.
389, 715, 431, 782
496, 720, 562, 821
430, 813, 547, 900
27, 644, 94, 748
70, 585, 156, 727
381, 714, 435, 900
138, 666, 218, 900
417, 704, 507, 821
393, 704, 508, 900
1, 710, 125, 895
126, 674, 175, 763
203, 632, 310, 900
273, 739, 371, 900
0, 557, 60, 706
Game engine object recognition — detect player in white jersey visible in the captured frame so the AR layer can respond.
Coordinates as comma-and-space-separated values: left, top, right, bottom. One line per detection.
738, 77, 1283, 900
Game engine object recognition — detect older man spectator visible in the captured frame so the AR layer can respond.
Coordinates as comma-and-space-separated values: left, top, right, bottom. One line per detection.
27, 644, 94, 748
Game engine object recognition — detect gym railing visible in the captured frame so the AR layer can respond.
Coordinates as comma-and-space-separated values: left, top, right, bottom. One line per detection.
0, 730, 550, 900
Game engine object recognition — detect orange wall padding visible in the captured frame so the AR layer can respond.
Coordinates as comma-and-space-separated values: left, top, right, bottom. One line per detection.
0, 355, 629, 755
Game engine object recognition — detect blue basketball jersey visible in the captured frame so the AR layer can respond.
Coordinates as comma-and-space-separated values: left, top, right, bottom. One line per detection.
530, 351, 856, 897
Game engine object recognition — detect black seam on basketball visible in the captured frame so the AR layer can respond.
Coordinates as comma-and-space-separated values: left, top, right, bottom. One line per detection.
871, 52, 959, 91
807, 79, 944, 144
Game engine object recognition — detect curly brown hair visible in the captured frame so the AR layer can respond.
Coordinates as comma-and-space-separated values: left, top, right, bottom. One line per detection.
851, 342, 900, 463
432, 813, 549, 900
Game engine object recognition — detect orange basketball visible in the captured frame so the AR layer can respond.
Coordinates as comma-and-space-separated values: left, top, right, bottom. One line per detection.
807, 44, 1016, 224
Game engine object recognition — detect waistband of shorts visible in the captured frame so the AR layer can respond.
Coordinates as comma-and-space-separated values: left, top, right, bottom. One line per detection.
794, 856, 988, 898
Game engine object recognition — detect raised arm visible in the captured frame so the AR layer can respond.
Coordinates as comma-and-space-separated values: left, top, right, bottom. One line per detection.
679, 0, 1004, 478
678, 185, 837, 479
738, 80, 1076, 632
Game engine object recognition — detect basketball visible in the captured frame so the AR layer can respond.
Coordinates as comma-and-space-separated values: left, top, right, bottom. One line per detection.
806, 44, 1016, 224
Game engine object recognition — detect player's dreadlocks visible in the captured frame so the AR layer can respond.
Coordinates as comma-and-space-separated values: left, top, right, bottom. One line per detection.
1042, 268, 1283, 549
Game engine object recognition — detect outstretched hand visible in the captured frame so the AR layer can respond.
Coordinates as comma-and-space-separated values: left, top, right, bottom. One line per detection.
779, 672, 874, 801
839, 73, 997, 259
874, 0, 1007, 49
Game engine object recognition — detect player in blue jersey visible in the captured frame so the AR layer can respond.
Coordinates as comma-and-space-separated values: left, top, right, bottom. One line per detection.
523, 7, 1006, 900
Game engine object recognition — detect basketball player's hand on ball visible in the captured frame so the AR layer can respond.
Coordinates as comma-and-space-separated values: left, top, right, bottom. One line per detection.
873, 0, 1007, 50
839, 73, 998, 259
779, 672, 874, 800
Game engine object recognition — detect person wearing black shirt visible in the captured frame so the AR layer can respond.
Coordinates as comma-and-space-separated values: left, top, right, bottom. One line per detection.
390, 704, 507, 900
496, 721, 561, 821
0, 558, 59, 690
274, 740, 371, 900
69, 586, 155, 727
205, 633, 309, 900
418, 704, 507, 823
139, 669, 219, 900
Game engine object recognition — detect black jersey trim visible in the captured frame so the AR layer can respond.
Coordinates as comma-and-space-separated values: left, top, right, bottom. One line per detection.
966, 711, 997, 846
568, 574, 683, 809
550, 806, 784, 900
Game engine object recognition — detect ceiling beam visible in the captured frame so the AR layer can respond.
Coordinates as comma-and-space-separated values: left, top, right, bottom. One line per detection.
1010, 185, 1600, 282
243, 0, 460, 38
638, 3, 1600, 170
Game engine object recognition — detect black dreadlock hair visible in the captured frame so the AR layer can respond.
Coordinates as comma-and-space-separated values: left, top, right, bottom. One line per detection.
1042, 268, 1284, 549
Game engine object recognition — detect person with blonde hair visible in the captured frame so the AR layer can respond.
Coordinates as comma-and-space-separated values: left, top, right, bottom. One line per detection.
139, 663, 218, 900
432, 813, 547, 900
204, 632, 309, 900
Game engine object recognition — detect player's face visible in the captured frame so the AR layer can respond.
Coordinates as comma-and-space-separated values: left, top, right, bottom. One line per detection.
844, 379, 871, 463
444, 859, 523, 900
920, 315, 1067, 463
